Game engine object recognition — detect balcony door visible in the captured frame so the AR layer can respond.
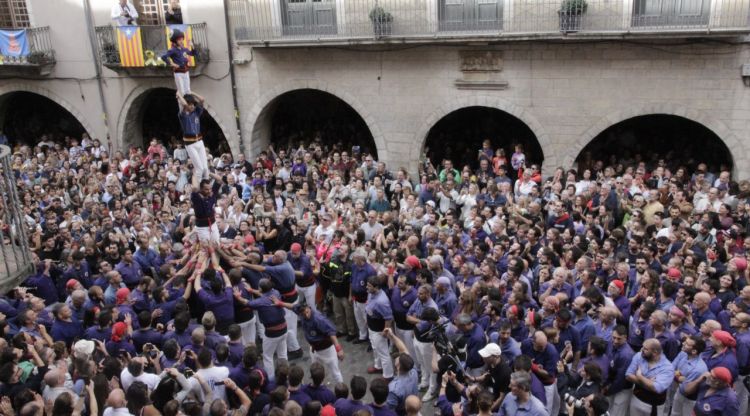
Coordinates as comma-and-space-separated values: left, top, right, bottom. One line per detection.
439, 0, 502, 32
282, 0, 337, 36
632, 0, 710, 27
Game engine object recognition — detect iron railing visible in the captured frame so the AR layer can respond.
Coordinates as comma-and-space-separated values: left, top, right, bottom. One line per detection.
0, 26, 55, 65
230, 0, 750, 43
0, 145, 34, 294
95, 23, 210, 67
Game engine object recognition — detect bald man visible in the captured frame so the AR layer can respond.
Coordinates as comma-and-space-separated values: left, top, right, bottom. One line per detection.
104, 389, 129, 415
405, 395, 422, 416
42, 369, 76, 403
692, 292, 717, 327
625, 339, 675, 416
521, 331, 560, 416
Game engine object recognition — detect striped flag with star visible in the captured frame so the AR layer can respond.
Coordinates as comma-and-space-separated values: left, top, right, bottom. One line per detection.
165, 24, 195, 67
116, 26, 145, 67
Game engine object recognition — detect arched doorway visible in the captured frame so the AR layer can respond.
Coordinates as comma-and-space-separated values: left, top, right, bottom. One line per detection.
251, 89, 378, 159
0, 91, 88, 145
423, 106, 543, 170
122, 88, 230, 155
575, 115, 733, 174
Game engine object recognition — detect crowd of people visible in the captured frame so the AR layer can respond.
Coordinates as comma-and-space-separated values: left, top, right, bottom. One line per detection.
0, 129, 748, 416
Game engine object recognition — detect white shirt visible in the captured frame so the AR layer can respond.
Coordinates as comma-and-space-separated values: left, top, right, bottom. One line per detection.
191, 366, 230, 402
120, 368, 161, 391
103, 407, 134, 416
111, 2, 139, 26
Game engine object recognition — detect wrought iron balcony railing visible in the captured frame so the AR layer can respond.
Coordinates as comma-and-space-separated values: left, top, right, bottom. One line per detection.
230, 0, 750, 44
95, 23, 209, 69
0, 26, 55, 68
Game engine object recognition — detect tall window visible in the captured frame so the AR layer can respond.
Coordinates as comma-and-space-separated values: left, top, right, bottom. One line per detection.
0, 0, 31, 29
137, 0, 170, 25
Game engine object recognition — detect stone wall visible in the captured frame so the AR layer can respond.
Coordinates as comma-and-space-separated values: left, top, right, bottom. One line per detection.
236, 40, 750, 177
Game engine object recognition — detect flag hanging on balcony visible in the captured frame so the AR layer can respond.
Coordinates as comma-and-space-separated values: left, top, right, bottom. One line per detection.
165, 24, 195, 67
0, 29, 29, 59
116, 26, 145, 67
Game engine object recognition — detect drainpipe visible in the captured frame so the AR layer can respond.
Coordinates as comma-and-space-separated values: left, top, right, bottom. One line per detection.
82, 0, 113, 151
222, 0, 245, 156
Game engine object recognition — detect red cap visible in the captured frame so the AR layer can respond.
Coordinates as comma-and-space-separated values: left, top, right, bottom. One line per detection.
290, 243, 302, 254
611, 279, 624, 292
710, 366, 733, 384
320, 404, 336, 416
244, 234, 255, 245
734, 257, 748, 272
116, 287, 130, 305
667, 268, 682, 279
66, 279, 78, 290
111, 322, 127, 342
712, 330, 737, 348
405, 255, 421, 270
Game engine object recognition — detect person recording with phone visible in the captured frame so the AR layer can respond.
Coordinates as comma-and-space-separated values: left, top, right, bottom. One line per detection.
111, 0, 139, 26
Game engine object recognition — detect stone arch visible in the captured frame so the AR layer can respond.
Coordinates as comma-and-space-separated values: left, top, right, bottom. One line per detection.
562, 104, 746, 175
0, 83, 96, 140
244, 80, 387, 161
413, 95, 552, 172
117, 84, 235, 154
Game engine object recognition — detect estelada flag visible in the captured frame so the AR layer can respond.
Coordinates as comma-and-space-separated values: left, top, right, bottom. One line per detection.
165, 24, 195, 67
116, 26, 145, 67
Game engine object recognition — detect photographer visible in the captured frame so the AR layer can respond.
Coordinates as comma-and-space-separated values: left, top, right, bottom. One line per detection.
558, 361, 602, 416
111, 0, 139, 26
564, 394, 611, 416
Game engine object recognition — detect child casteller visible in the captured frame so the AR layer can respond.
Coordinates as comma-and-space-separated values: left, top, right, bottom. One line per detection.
162, 29, 195, 95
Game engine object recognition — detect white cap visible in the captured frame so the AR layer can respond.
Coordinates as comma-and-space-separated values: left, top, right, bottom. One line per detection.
74, 340, 95, 357
478, 343, 502, 358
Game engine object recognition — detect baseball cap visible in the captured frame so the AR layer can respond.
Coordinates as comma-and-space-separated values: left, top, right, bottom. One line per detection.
74, 340, 95, 357
478, 343, 502, 358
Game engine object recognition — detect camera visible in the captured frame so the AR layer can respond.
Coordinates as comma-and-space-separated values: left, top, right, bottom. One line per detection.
564, 393, 584, 408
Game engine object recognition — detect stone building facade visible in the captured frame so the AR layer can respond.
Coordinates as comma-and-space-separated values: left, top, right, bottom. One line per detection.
1, 0, 749, 177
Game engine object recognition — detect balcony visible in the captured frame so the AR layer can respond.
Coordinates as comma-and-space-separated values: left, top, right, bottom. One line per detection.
229, 0, 750, 45
0, 26, 55, 76
94, 23, 210, 75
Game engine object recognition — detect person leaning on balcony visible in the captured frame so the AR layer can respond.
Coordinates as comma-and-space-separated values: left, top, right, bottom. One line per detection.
111, 0, 139, 26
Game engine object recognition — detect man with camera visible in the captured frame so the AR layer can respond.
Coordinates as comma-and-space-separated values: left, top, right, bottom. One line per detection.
111, 0, 138, 26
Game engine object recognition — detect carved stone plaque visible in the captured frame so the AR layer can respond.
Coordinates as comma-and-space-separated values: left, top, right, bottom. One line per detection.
459, 50, 503, 73
456, 50, 508, 90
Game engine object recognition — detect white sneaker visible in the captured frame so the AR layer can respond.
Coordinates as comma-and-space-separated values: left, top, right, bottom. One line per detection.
422, 391, 436, 402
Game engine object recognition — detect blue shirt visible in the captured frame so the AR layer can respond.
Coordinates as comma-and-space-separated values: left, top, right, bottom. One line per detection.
499, 336, 522, 364
385, 368, 418, 414
161, 45, 195, 70
51, 319, 82, 347
390, 287, 417, 330
302, 384, 335, 405
625, 351, 675, 394
296, 307, 336, 344
333, 398, 369, 416
572, 314, 596, 349
197, 287, 235, 324
351, 263, 376, 299
133, 248, 162, 272
178, 105, 204, 137
435, 290, 457, 318
264, 261, 298, 301
289, 254, 315, 287
407, 297, 438, 320
247, 290, 286, 337
702, 348, 739, 382
116, 260, 143, 287
521, 339, 560, 380
736, 331, 750, 375
693, 384, 740, 416
607, 343, 634, 395
464, 324, 488, 369
497, 393, 549, 416
25, 272, 58, 305
672, 352, 708, 395
366, 290, 393, 331
83, 326, 112, 343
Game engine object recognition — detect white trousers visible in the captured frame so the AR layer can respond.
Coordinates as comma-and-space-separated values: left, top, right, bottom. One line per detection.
285, 307, 301, 352
297, 284, 317, 312
353, 301, 368, 340
261, 332, 287, 382
186, 140, 209, 180
670, 391, 695, 416
630, 395, 665, 416
238, 315, 257, 345
311, 344, 343, 383
393, 327, 416, 363
368, 329, 394, 378
544, 383, 560, 416
736, 376, 749, 416
195, 223, 219, 243
413, 339, 436, 391
607, 389, 632, 416
174, 72, 191, 96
